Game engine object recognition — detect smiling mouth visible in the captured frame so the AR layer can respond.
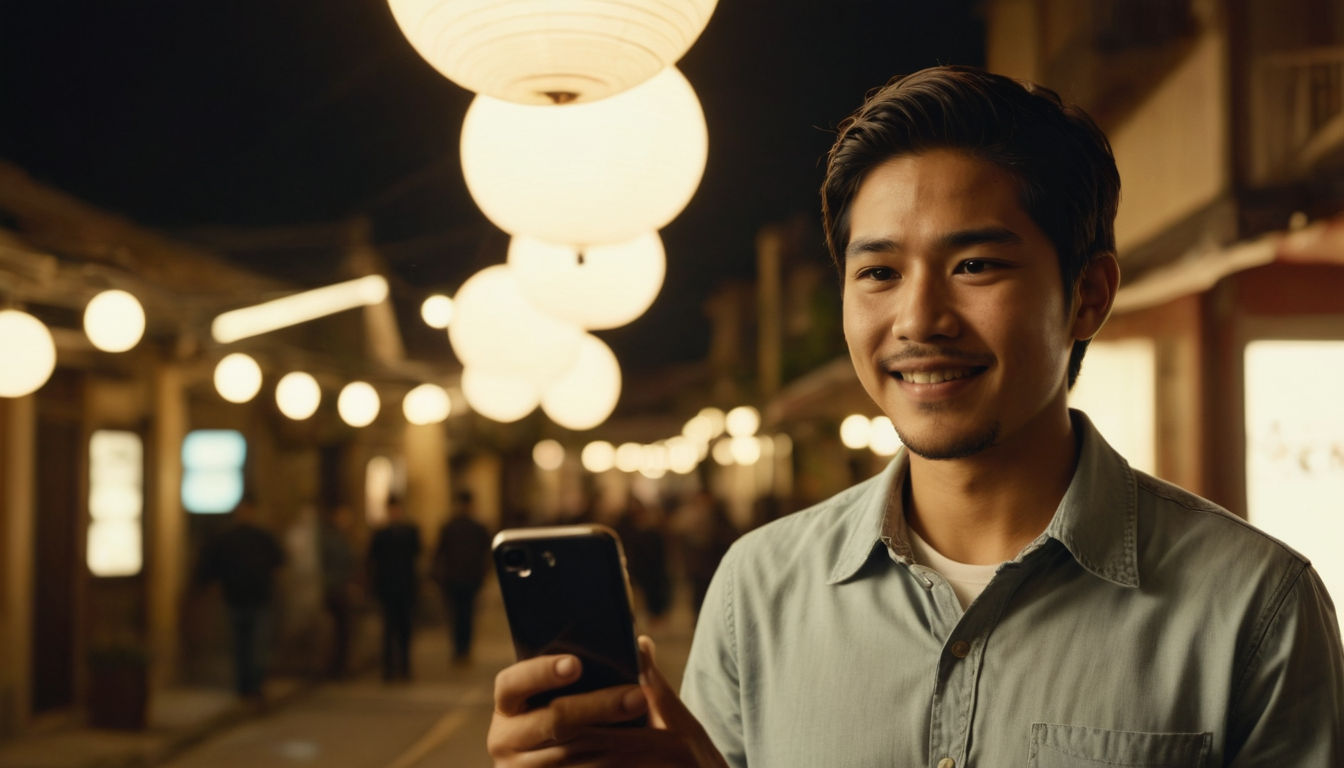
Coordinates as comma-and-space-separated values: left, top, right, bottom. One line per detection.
891, 367, 987, 384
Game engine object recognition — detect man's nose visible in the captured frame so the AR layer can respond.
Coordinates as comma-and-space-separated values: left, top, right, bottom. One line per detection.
889, 271, 959, 342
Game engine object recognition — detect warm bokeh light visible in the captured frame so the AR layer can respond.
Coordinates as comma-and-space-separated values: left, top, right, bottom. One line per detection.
775, 433, 794, 457
275, 372, 321, 421
639, 443, 669, 479
615, 442, 643, 473
0, 309, 56, 398
88, 430, 143, 577
725, 405, 760, 438
533, 439, 565, 471
461, 67, 707, 246
365, 456, 394, 526
682, 414, 714, 444
840, 413, 873, 450
730, 435, 761, 465
581, 441, 616, 473
212, 275, 388, 343
181, 430, 247, 514
711, 437, 734, 466
214, 353, 263, 404
541, 335, 621, 431
461, 368, 540, 423
869, 416, 902, 456
508, 233, 665, 330
403, 383, 452, 425
667, 436, 699, 475
420, 294, 454, 329
448, 265, 582, 386
84, 289, 146, 353
698, 407, 726, 438
338, 381, 381, 428
387, 0, 717, 105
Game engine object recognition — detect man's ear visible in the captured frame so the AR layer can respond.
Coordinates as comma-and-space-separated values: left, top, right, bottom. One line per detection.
1071, 253, 1120, 341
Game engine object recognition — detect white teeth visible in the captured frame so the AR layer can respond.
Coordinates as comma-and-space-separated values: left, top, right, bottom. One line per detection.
901, 368, 973, 384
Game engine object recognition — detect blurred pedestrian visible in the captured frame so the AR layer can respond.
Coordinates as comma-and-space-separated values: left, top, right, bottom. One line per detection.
367, 496, 420, 682
431, 491, 492, 664
195, 495, 284, 702
617, 496, 671, 626
318, 505, 356, 678
675, 490, 737, 618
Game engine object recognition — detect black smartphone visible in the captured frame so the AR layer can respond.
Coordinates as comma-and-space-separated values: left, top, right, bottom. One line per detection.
492, 524, 646, 725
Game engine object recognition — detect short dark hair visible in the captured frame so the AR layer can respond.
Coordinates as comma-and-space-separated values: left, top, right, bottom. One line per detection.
821, 66, 1120, 388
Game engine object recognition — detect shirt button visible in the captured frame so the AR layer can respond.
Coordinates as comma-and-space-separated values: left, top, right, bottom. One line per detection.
950, 640, 970, 658
937, 758, 955, 768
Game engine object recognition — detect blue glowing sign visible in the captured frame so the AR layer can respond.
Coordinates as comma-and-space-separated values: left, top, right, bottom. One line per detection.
181, 430, 247, 514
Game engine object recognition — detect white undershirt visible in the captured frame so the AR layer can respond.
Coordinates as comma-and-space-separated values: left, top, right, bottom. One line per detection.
907, 526, 1001, 610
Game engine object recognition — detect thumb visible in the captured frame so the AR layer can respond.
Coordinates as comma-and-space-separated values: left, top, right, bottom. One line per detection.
638, 635, 690, 730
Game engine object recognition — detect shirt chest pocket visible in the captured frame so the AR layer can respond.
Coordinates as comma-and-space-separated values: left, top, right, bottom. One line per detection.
1028, 724, 1212, 768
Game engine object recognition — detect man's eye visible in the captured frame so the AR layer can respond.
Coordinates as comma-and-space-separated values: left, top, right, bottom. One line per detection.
859, 267, 896, 281
959, 260, 990, 275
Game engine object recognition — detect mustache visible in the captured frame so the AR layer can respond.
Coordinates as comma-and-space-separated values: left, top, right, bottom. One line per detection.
879, 345, 993, 369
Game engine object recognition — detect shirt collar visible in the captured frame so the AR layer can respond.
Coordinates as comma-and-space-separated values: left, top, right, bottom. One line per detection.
825, 409, 1140, 588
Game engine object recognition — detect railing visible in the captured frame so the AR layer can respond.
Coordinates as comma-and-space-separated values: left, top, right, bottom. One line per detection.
1251, 47, 1344, 185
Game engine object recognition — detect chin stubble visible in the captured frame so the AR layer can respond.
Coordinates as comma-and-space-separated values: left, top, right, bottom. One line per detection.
897, 419, 1002, 461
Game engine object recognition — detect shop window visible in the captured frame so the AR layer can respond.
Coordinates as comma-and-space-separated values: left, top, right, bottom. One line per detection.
181, 430, 247, 514
1245, 340, 1344, 619
1068, 338, 1157, 474
88, 430, 142, 576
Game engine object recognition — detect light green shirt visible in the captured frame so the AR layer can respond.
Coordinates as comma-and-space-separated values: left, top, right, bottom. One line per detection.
682, 411, 1344, 767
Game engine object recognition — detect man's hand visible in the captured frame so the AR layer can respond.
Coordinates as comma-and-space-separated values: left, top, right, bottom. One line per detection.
487, 636, 729, 767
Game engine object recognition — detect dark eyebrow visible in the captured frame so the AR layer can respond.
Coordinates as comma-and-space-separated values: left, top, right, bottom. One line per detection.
933, 226, 1023, 251
845, 237, 900, 260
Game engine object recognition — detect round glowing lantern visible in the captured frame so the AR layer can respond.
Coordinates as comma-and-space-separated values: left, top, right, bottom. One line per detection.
403, 383, 452, 425
420, 295, 454, 329
541, 335, 621, 431
461, 67, 708, 246
214, 353, 263, 404
508, 233, 665, 330
725, 405, 760, 437
533, 439, 565, 471
0, 310, 56, 398
275, 372, 321, 420
448, 265, 582, 386
387, 0, 718, 105
338, 382, 381, 428
870, 416, 902, 457
84, 289, 145, 353
840, 414, 872, 450
581, 441, 616, 473
461, 367, 540, 423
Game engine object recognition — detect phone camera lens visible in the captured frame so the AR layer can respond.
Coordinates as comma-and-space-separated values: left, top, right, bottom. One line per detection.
504, 549, 527, 568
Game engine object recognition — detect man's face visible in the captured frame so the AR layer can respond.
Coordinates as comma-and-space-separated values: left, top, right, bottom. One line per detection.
841, 150, 1077, 460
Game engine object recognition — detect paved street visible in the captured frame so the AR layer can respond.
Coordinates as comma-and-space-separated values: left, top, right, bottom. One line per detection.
160, 583, 696, 768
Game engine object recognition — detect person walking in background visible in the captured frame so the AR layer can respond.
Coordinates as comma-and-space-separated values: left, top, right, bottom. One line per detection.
432, 490, 492, 665
318, 504, 357, 679
617, 495, 672, 627
195, 495, 284, 702
367, 496, 420, 682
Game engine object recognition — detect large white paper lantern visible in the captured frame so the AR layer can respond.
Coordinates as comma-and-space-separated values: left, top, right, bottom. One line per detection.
461, 67, 708, 246
275, 372, 321, 421
387, 0, 718, 106
541, 335, 621, 431
84, 290, 146, 353
0, 310, 56, 398
461, 367, 540, 423
338, 382, 381, 428
448, 265, 583, 385
508, 233, 665, 330
214, 353, 263, 404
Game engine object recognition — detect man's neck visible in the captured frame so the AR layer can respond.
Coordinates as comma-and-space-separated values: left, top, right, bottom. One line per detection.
902, 406, 1079, 566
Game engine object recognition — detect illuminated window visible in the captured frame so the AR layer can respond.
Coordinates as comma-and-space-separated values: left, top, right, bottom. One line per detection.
1245, 340, 1344, 626
88, 431, 143, 577
182, 430, 247, 514
366, 456, 394, 526
1068, 338, 1156, 475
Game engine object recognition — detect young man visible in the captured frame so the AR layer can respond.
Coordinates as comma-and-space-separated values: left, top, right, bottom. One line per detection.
488, 67, 1344, 766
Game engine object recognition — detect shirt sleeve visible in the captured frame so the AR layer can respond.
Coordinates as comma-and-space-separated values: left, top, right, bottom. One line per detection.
680, 544, 747, 768
1228, 562, 1344, 766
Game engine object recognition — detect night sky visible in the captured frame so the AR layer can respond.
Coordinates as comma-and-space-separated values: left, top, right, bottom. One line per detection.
0, 1, 984, 371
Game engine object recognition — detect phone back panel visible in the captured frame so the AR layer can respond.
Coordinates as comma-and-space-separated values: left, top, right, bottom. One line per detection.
492, 526, 641, 710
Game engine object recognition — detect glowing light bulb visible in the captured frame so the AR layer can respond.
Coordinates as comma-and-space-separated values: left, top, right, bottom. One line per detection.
615, 442, 643, 473
725, 405, 760, 438
869, 416, 902, 457
460, 368, 540, 423
275, 372, 321, 420
214, 353, 263, 404
840, 414, 872, 450
540, 335, 621, 431
421, 295, 454, 329
0, 310, 56, 398
533, 439, 565, 471
338, 382, 381, 427
84, 289, 145, 353
581, 441, 616, 473
403, 383, 452, 425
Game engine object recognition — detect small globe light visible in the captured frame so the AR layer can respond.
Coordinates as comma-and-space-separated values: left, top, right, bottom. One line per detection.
725, 406, 760, 438
420, 295, 454, 329
388, 0, 718, 105
275, 372, 321, 420
448, 265, 583, 386
533, 439, 565, 471
698, 407, 726, 438
840, 414, 873, 450
730, 435, 761, 466
509, 233, 665, 330
667, 437, 699, 475
614, 442, 643, 473
0, 310, 57, 398
461, 367, 540, 423
541, 335, 621, 431
870, 416, 903, 457
214, 353, 263, 404
461, 67, 708, 246
403, 383, 452, 425
84, 290, 146, 353
581, 441, 616, 473
711, 437, 735, 467
682, 414, 714, 445
338, 382, 381, 428
639, 443, 669, 479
